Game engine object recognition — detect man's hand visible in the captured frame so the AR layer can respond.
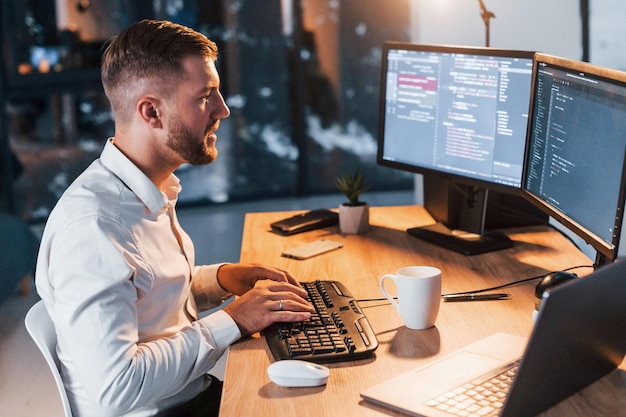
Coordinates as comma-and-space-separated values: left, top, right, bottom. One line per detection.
223, 280, 315, 337
216, 263, 300, 295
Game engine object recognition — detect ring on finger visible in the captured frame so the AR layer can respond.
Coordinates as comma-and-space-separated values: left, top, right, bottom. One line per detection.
279, 299, 284, 311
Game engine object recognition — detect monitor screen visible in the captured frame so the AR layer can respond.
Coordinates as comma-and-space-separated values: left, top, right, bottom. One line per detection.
377, 42, 537, 255
522, 53, 626, 266
378, 42, 534, 191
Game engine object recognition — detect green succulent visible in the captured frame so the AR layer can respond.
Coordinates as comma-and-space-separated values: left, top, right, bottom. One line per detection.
336, 169, 370, 206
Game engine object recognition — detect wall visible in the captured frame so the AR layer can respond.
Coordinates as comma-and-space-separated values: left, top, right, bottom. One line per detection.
410, 0, 581, 59
590, 0, 626, 69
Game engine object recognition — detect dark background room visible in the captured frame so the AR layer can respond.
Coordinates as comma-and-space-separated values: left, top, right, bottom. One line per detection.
1, 0, 623, 415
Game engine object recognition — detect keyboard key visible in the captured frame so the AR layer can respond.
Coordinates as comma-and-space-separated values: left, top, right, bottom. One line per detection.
426, 360, 520, 416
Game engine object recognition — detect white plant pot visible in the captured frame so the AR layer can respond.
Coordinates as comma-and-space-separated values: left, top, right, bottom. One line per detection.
339, 203, 370, 234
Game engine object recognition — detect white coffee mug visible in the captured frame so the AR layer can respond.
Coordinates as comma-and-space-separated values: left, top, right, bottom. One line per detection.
379, 266, 442, 330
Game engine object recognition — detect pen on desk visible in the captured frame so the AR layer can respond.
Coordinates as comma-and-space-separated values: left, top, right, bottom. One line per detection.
443, 293, 511, 302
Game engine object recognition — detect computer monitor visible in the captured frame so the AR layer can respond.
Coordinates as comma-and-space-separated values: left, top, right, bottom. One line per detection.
522, 53, 626, 268
377, 42, 539, 254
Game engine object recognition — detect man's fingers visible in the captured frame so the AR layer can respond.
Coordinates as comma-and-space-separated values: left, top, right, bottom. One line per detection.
271, 296, 315, 313
261, 280, 309, 298
271, 311, 313, 323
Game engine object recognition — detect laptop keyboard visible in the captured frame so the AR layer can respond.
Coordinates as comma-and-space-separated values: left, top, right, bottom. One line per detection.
425, 360, 520, 417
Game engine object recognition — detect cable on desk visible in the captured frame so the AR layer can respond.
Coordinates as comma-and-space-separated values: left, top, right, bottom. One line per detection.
359, 300, 395, 308
440, 264, 593, 297
356, 264, 593, 304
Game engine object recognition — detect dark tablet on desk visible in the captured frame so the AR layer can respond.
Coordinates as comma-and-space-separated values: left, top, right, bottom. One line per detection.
270, 209, 338, 236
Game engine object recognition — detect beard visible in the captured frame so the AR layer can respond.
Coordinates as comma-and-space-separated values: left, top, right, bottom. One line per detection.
166, 114, 218, 166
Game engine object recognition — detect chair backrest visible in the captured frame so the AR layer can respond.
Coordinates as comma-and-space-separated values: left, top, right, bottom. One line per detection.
25, 300, 73, 417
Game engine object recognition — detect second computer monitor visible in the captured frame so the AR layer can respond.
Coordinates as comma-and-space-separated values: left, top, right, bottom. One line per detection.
379, 42, 534, 189
522, 53, 626, 267
377, 42, 536, 254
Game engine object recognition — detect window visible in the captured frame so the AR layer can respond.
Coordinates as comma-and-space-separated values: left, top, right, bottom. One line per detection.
1, 0, 412, 220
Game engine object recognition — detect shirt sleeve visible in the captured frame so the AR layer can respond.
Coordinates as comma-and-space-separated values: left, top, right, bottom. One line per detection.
191, 263, 234, 311
42, 215, 240, 416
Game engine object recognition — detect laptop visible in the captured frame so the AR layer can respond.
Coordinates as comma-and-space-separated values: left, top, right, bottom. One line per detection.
361, 259, 626, 417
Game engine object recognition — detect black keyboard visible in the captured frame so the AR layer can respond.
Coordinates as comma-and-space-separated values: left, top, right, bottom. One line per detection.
263, 280, 378, 363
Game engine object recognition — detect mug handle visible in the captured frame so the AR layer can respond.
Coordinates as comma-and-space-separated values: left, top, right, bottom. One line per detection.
380, 274, 400, 313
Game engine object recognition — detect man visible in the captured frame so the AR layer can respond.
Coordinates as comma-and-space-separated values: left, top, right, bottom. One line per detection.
35, 19, 314, 417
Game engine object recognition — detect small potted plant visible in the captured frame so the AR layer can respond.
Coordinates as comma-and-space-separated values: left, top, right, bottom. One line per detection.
336, 169, 370, 234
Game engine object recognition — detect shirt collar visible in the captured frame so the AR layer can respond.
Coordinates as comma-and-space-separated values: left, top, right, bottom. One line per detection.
100, 138, 182, 213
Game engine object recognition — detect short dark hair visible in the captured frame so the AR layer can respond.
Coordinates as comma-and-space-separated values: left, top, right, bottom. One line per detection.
101, 20, 218, 123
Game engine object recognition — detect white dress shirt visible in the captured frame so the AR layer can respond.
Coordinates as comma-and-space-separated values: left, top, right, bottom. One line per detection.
36, 139, 241, 417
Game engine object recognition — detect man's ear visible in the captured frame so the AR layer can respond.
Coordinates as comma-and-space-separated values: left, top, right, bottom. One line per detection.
138, 98, 163, 128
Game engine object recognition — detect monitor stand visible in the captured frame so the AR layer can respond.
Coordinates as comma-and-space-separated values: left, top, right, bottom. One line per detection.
408, 177, 515, 255
594, 252, 610, 270
407, 222, 513, 256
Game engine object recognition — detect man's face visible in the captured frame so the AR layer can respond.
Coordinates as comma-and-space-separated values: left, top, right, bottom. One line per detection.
166, 56, 230, 166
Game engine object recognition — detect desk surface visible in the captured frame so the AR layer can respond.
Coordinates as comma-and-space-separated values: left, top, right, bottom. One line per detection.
219, 205, 626, 417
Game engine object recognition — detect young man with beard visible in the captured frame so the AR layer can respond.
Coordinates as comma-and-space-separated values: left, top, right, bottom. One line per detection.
35, 19, 314, 417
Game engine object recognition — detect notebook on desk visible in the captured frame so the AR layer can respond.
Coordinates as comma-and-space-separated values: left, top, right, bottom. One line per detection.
361, 259, 626, 417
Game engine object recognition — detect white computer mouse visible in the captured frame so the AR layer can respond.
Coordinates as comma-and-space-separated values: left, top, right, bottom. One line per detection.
267, 360, 330, 387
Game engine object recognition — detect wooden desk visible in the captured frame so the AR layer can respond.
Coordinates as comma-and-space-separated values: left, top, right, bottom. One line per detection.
220, 206, 626, 417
